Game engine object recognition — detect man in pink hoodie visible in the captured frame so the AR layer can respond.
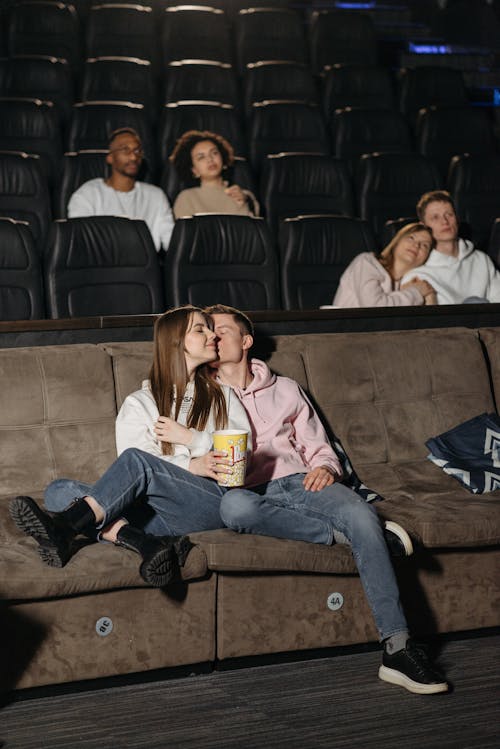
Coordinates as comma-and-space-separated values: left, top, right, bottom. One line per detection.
206, 304, 449, 695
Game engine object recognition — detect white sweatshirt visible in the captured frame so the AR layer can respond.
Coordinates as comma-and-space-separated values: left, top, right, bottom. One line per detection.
68, 178, 175, 252
115, 380, 251, 472
402, 239, 500, 304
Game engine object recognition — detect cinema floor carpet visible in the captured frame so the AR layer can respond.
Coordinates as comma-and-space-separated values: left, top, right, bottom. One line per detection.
1, 631, 498, 749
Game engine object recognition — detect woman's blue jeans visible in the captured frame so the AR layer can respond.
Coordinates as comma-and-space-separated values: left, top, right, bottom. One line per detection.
220, 475, 408, 641
45, 447, 408, 641
45, 447, 227, 536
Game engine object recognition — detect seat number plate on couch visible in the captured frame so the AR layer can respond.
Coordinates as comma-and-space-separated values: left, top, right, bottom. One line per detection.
327, 593, 344, 611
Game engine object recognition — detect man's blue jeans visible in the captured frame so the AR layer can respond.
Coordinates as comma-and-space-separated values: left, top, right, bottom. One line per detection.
45, 447, 227, 536
219, 475, 408, 642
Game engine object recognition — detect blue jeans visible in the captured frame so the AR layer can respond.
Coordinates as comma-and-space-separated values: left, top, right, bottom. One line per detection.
45, 448, 227, 536
219, 474, 408, 641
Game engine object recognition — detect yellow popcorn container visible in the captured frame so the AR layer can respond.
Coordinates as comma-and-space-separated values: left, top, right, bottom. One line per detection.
213, 430, 248, 487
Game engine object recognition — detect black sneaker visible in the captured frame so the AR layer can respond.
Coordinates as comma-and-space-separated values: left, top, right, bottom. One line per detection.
384, 521, 414, 557
9, 495, 77, 567
379, 640, 449, 694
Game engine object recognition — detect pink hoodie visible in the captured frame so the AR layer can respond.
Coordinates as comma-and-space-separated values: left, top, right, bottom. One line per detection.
230, 359, 343, 487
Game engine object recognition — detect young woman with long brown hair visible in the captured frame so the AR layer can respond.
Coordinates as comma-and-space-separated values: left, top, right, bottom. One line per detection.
10, 306, 250, 587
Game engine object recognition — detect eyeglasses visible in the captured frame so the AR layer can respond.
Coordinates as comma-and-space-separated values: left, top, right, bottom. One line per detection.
109, 146, 144, 157
407, 234, 431, 252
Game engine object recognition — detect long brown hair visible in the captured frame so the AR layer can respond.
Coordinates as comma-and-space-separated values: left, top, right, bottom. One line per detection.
149, 306, 227, 455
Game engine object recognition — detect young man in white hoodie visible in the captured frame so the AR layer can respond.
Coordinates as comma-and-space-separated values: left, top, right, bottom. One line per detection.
403, 190, 500, 304
206, 304, 449, 695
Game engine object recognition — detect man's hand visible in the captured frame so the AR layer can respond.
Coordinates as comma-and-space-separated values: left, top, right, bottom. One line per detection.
303, 466, 336, 492
189, 450, 230, 480
154, 416, 193, 446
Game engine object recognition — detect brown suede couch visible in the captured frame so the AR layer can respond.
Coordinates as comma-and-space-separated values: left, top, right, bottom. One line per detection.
1, 326, 499, 690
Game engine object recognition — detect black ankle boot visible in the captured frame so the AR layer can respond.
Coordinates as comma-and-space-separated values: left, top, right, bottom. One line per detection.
9, 496, 95, 568
115, 525, 193, 588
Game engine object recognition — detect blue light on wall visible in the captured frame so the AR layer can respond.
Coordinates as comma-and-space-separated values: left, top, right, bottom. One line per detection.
408, 43, 452, 54
494, 89, 500, 107
335, 2, 376, 8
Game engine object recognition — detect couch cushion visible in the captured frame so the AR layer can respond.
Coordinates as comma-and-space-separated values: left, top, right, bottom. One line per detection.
100, 341, 154, 408
1, 501, 208, 601
299, 328, 500, 547
191, 528, 358, 574
302, 327, 493, 466
0, 344, 117, 500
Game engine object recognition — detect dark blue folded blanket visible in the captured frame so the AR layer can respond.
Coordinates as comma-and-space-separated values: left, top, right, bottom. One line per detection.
426, 412, 500, 493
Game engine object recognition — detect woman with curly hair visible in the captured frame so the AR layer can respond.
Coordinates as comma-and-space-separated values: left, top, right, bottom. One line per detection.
170, 129, 259, 219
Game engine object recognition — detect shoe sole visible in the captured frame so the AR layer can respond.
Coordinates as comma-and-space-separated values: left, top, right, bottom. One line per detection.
384, 521, 414, 557
10, 496, 72, 567
378, 665, 448, 694
140, 546, 178, 588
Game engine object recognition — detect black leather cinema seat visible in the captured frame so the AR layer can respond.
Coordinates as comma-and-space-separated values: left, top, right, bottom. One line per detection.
331, 108, 413, 173
81, 57, 156, 117
322, 64, 395, 118
45, 216, 164, 318
448, 153, 500, 251
398, 66, 468, 125
164, 61, 240, 112
243, 61, 318, 117
309, 10, 378, 74
8, 1, 82, 69
249, 101, 330, 170
356, 152, 441, 241
0, 151, 52, 253
0, 98, 62, 185
234, 7, 307, 73
261, 153, 353, 235
488, 218, 500, 267
0, 217, 44, 320
161, 6, 231, 65
279, 214, 376, 310
2, 55, 74, 125
416, 105, 496, 181
86, 4, 156, 63
164, 214, 279, 310
158, 101, 246, 162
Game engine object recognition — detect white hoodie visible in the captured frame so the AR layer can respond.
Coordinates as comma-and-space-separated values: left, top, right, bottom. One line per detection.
402, 239, 500, 304
115, 380, 251, 472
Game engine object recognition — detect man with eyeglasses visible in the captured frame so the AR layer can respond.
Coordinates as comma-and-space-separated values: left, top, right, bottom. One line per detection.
68, 128, 175, 253
402, 190, 500, 304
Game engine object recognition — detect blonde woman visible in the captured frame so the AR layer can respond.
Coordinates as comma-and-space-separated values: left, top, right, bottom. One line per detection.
333, 222, 436, 307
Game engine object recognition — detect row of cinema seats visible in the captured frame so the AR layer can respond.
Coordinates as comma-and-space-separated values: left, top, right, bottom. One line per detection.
0, 86, 497, 184
3, 145, 500, 261
1, 3, 385, 76
4, 212, 500, 322
0, 49, 474, 126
